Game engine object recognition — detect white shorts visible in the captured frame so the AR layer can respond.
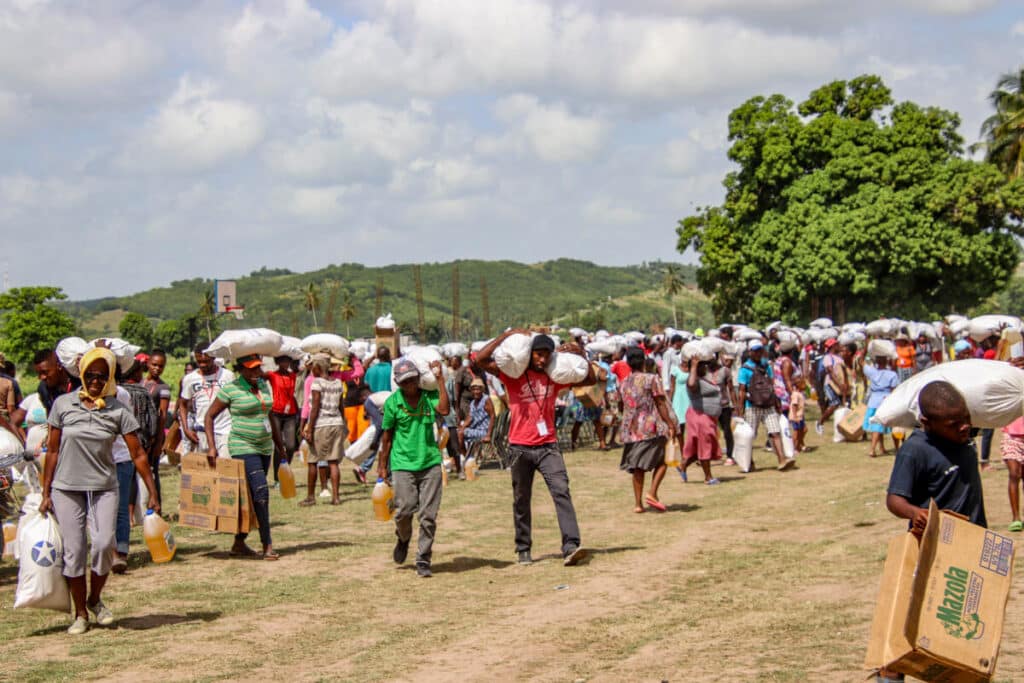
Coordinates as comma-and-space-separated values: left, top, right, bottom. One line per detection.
744, 407, 781, 436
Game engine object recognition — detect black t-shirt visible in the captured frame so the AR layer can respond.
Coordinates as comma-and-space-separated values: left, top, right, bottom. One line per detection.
887, 429, 987, 528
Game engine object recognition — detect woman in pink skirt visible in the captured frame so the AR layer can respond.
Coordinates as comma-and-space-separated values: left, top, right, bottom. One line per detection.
680, 356, 722, 485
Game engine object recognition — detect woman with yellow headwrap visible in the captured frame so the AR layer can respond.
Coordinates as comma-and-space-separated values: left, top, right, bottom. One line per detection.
39, 346, 161, 636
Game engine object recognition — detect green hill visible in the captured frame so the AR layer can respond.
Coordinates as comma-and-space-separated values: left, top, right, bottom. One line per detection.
64, 259, 712, 345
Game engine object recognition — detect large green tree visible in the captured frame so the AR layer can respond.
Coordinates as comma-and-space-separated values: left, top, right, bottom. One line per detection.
678, 75, 1024, 324
0, 286, 78, 365
153, 318, 190, 357
118, 311, 154, 350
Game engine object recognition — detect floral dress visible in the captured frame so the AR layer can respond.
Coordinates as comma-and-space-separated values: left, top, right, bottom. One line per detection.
618, 372, 672, 472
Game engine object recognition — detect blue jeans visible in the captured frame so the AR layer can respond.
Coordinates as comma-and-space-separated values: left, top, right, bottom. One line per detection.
115, 461, 136, 554
234, 454, 272, 548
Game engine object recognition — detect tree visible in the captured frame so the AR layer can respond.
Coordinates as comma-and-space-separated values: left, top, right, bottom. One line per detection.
198, 289, 216, 341
118, 312, 154, 350
153, 319, 189, 357
661, 264, 686, 327
0, 286, 78, 365
678, 75, 1024, 323
340, 291, 357, 338
301, 283, 321, 330
973, 69, 1024, 179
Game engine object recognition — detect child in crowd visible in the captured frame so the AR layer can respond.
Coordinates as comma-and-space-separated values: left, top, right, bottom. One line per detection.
788, 377, 807, 453
1002, 416, 1024, 532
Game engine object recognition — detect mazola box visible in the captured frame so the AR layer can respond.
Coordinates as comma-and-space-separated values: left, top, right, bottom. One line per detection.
178, 454, 253, 534
838, 403, 867, 442
865, 500, 1015, 682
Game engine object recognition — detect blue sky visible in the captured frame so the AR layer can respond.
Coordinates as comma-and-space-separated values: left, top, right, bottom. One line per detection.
2, 0, 1022, 299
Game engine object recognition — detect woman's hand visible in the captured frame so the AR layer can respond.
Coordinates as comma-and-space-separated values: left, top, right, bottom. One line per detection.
206, 448, 218, 468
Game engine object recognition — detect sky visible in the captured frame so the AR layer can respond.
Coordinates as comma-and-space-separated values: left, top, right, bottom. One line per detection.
2, 0, 1023, 300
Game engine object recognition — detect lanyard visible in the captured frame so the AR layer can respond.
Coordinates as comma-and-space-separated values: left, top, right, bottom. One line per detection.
524, 372, 551, 414
201, 369, 221, 403
399, 392, 431, 418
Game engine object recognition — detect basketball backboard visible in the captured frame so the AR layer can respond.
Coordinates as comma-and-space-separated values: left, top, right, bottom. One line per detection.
214, 280, 237, 313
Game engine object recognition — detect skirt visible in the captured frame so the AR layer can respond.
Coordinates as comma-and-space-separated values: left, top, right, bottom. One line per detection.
682, 408, 722, 462
863, 407, 890, 434
620, 436, 666, 473
1002, 435, 1024, 464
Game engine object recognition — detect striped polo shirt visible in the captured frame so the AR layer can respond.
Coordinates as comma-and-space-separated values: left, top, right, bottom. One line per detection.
216, 377, 274, 456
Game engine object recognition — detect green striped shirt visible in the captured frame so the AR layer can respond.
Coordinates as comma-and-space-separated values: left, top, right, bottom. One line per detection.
217, 377, 274, 457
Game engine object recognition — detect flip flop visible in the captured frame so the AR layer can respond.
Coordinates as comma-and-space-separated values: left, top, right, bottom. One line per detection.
1010, 520, 1023, 533
645, 497, 667, 512
262, 550, 280, 561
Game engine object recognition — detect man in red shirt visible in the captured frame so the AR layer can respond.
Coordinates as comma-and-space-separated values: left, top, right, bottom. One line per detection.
477, 330, 596, 567
266, 355, 299, 485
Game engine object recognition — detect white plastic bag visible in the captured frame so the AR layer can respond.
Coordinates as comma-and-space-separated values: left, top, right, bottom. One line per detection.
873, 359, 1024, 429
205, 328, 284, 360
299, 333, 350, 359
546, 352, 589, 385
14, 493, 71, 612
494, 333, 535, 379
345, 424, 377, 465
400, 346, 443, 391
832, 407, 850, 443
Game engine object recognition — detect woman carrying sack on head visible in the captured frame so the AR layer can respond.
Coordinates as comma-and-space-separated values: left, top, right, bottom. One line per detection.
39, 347, 161, 635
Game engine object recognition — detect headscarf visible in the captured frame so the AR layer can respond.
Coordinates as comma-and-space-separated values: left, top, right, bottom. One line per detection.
78, 347, 117, 408
309, 353, 332, 375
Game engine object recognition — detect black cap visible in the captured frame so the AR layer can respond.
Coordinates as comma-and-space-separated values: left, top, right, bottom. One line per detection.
530, 334, 555, 352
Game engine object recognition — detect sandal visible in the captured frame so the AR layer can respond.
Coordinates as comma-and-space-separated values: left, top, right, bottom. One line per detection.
1010, 520, 1023, 533
645, 496, 667, 512
298, 498, 316, 507
262, 550, 280, 561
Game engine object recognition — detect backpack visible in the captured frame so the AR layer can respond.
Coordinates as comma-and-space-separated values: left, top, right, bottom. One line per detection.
121, 383, 159, 452
746, 361, 776, 408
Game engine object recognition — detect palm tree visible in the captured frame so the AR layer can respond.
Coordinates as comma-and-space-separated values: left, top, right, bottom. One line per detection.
340, 291, 357, 338
973, 68, 1024, 179
301, 283, 321, 330
198, 289, 216, 340
662, 264, 686, 327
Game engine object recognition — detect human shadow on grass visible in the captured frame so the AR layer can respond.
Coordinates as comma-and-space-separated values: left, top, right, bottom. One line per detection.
662, 503, 701, 513
117, 610, 222, 631
199, 540, 350, 560
398, 556, 516, 573
532, 545, 644, 566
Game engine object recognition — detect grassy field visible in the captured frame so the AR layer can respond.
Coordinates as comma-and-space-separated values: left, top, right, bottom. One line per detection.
1, 433, 1023, 682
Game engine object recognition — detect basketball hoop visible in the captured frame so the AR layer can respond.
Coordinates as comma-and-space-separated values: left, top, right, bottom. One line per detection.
225, 306, 245, 321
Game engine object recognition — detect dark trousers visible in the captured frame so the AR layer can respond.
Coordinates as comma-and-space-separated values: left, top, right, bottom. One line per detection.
269, 413, 298, 482
235, 454, 272, 547
509, 443, 581, 554
980, 428, 994, 464
718, 407, 734, 458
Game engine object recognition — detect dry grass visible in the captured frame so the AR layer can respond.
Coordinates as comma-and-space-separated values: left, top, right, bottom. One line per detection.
1, 432, 1022, 682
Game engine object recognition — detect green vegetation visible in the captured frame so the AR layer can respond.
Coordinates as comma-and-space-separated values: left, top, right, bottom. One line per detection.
62, 259, 706, 343
0, 287, 78, 366
973, 67, 1024, 179
678, 74, 1024, 324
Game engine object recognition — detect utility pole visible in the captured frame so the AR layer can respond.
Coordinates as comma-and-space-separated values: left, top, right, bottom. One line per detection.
451, 263, 460, 340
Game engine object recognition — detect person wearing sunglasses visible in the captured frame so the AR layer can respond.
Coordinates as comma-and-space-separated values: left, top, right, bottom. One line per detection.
204, 354, 287, 561
39, 346, 161, 635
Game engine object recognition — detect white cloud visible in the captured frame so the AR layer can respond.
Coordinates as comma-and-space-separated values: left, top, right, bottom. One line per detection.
123, 77, 265, 172
277, 184, 350, 223
495, 95, 607, 163
1013, 21, 1024, 37
901, 0, 998, 14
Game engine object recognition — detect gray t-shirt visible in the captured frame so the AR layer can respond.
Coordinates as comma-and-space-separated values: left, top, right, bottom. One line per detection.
687, 375, 723, 418
47, 393, 140, 492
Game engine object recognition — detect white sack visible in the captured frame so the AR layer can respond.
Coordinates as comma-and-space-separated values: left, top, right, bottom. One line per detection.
832, 407, 850, 443
873, 359, 1024, 429
810, 317, 833, 329
369, 391, 391, 408
441, 342, 469, 359
58, 337, 139, 376
205, 329, 284, 360
299, 333, 350, 359
546, 352, 589, 385
14, 493, 71, 612
968, 315, 1022, 343
375, 313, 395, 330
867, 339, 897, 359
493, 333, 535, 379
400, 346, 443, 391
278, 335, 306, 360
345, 424, 377, 465
682, 340, 714, 362
866, 319, 894, 338
777, 330, 800, 352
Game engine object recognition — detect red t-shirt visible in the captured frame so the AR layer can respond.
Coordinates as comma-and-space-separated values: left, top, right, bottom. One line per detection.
610, 360, 631, 383
267, 371, 298, 415
500, 370, 570, 446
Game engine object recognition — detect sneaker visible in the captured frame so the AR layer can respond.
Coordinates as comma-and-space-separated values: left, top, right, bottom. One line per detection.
393, 537, 410, 565
706, 478, 721, 485
778, 458, 797, 472
416, 563, 433, 578
517, 550, 533, 565
87, 599, 114, 626
111, 554, 127, 575
815, 421, 824, 436
563, 545, 588, 567
67, 616, 89, 635
678, 468, 687, 483
319, 489, 331, 499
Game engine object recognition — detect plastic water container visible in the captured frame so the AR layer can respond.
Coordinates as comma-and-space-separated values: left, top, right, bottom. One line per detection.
278, 461, 297, 499
464, 457, 478, 481
2, 521, 16, 558
732, 419, 754, 473
664, 438, 681, 468
372, 479, 394, 521
143, 510, 176, 563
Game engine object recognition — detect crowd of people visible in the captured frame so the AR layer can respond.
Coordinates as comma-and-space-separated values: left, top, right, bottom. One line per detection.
0, 315, 1018, 638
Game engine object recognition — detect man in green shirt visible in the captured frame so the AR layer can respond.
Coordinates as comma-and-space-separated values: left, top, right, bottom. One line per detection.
378, 357, 449, 578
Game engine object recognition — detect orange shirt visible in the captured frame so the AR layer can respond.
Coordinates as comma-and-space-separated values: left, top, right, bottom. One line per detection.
895, 345, 915, 369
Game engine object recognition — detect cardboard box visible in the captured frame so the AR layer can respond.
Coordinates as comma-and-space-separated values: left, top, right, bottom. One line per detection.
179, 454, 255, 534
865, 501, 1016, 682
374, 325, 399, 359
573, 367, 605, 409
838, 403, 867, 441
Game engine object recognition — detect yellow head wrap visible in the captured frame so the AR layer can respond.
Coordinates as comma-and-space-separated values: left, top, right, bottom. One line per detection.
78, 347, 118, 409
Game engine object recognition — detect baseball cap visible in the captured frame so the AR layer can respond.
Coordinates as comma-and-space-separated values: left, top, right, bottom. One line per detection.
823, 338, 838, 350
238, 354, 262, 369
393, 358, 420, 384
749, 341, 764, 351
953, 339, 971, 354
531, 334, 555, 352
